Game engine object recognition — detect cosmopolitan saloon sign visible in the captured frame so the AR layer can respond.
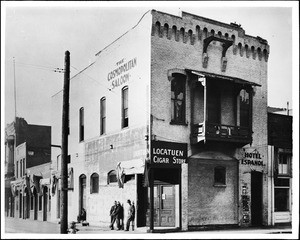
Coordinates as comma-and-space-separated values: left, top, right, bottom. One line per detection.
151, 140, 188, 167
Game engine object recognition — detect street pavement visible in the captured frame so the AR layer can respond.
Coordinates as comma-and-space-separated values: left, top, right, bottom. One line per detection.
4, 216, 294, 238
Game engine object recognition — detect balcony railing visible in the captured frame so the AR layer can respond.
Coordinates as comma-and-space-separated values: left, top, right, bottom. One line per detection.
192, 122, 252, 144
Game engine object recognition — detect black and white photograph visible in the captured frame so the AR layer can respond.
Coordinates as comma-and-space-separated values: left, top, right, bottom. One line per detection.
1, 1, 299, 239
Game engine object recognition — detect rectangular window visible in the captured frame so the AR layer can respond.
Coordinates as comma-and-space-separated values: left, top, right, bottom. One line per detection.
278, 153, 291, 175
30, 195, 34, 210
100, 97, 106, 135
79, 107, 84, 141
20, 160, 22, 177
16, 161, 18, 178
39, 195, 42, 211
214, 166, 226, 186
171, 74, 186, 123
207, 85, 221, 124
122, 87, 128, 128
23, 158, 25, 176
275, 187, 290, 212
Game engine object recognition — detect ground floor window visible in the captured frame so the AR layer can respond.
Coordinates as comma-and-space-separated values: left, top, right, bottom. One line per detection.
274, 177, 290, 212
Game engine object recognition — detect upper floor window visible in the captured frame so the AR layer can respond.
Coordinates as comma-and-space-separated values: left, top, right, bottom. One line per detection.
171, 73, 186, 124
16, 160, 19, 178
214, 166, 226, 186
79, 107, 84, 142
20, 159, 23, 177
239, 89, 250, 127
278, 153, 292, 176
107, 170, 117, 184
90, 173, 99, 194
23, 158, 25, 176
207, 85, 221, 124
122, 87, 129, 128
100, 97, 106, 135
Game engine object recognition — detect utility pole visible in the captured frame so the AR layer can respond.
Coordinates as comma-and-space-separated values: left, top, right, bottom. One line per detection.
60, 51, 70, 234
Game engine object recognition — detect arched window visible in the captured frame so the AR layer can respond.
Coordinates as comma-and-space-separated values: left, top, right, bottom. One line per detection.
79, 107, 84, 141
171, 73, 186, 124
100, 97, 106, 135
239, 89, 250, 127
214, 166, 226, 185
90, 173, 99, 193
108, 170, 117, 184
163, 23, 169, 38
122, 86, 129, 128
172, 25, 177, 41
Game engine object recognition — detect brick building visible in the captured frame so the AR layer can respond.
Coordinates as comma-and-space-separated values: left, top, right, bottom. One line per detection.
50, 10, 270, 230
5, 117, 51, 221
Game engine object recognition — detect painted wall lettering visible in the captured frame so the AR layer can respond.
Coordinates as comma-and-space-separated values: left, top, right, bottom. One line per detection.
107, 57, 137, 89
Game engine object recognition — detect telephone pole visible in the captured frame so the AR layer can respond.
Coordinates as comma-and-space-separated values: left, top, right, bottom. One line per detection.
60, 51, 70, 234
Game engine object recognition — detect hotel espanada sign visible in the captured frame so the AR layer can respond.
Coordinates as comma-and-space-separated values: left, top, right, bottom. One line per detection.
151, 140, 188, 167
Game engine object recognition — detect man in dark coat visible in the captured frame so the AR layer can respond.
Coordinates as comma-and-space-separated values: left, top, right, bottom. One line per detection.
109, 201, 117, 230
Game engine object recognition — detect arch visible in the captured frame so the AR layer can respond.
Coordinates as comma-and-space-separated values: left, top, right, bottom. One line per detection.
218, 31, 222, 38
245, 44, 250, 58
210, 29, 215, 36
90, 172, 99, 194
180, 27, 185, 42
203, 27, 208, 38
108, 170, 117, 184
79, 174, 87, 213
225, 33, 229, 39
155, 21, 161, 37
238, 43, 243, 56
188, 29, 193, 44
172, 25, 177, 41
257, 47, 262, 60
231, 34, 236, 43
263, 49, 269, 62
196, 25, 201, 40
163, 23, 169, 38
251, 46, 256, 59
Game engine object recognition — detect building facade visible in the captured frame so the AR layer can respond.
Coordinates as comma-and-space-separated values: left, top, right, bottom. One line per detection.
267, 110, 293, 225
5, 117, 51, 222
51, 10, 271, 230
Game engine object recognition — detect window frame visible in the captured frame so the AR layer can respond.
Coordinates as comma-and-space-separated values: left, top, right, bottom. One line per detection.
107, 170, 118, 185
278, 152, 292, 176
79, 107, 84, 142
90, 173, 99, 194
170, 73, 186, 125
121, 86, 129, 128
214, 166, 226, 187
100, 97, 106, 135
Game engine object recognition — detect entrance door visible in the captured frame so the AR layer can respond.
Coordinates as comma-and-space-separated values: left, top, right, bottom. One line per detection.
251, 171, 263, 226
43, 187, 48, 221
79, 175, 87, 214
153, 185, 175, 227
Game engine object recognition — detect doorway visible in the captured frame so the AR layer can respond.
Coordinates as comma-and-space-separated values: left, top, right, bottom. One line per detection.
79, 174, 87, 216
251, 171, 263, 226
153, 184, 175, 227
43, 187, 48, 221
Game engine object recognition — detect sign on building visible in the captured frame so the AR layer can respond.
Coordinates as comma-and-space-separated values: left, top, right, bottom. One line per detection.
151, 140, 188, 167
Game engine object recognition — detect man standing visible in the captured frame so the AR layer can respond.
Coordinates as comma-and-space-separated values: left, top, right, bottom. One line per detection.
125, 199, 135, 231
109, 201, 117, 230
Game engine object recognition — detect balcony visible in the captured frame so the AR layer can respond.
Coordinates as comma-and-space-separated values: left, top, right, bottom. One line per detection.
192, 121, 252, 145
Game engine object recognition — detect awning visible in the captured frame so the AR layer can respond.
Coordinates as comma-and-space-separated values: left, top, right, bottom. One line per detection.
190, 151, 236, 161
187, 69, 261, 87
118, 158, 145, 175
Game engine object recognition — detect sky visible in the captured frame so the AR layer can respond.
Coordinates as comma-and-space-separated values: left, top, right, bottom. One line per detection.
2, 1, 299, 126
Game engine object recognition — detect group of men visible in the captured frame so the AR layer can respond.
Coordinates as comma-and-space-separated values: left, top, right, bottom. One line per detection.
110, 199, 135, 231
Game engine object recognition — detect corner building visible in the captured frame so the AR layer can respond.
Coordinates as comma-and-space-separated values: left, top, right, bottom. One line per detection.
51, 10, 270, 230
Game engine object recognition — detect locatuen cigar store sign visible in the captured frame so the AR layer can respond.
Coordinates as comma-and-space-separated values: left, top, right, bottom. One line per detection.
151, 140, 188, 166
